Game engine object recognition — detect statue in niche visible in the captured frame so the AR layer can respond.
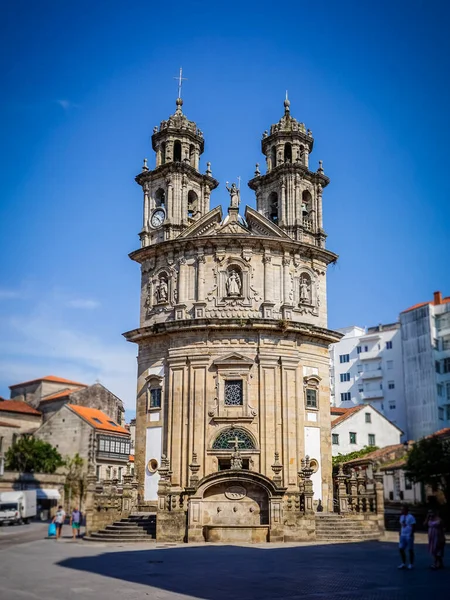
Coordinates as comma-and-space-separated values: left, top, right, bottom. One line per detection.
300, 276, 311, 303
156, 277, 169, 303
226, 270, 242, 297
226, 182, 240, 208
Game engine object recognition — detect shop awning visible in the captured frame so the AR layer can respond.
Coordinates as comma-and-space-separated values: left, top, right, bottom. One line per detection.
36, 488, 61, 500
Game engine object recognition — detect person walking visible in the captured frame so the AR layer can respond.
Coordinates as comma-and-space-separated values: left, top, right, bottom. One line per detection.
398, 505, 416, 570
425, 509, 446, 569
54, 505, 66, 540
70, 507, 82, 540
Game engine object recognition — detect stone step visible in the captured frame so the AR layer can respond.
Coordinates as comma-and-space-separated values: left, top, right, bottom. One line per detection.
84, 535, 157, 543
105, 524, 156, 532
89, 532, 155, 540
94, 529, 155, 537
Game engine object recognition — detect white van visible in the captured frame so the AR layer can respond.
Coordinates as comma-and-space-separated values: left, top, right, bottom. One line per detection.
0, 491, 37, 525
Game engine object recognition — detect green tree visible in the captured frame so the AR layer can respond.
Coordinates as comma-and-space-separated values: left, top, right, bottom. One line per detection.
64, 454, 87, 511
405, 436, 450, 504
5, 436, 64, 473
332, 445, 379, 467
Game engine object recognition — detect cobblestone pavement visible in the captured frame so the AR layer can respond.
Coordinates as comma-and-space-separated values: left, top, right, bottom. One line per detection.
0, 536, 448, 599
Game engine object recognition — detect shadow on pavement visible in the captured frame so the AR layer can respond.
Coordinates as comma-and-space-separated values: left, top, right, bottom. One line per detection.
58, 541, 449, 599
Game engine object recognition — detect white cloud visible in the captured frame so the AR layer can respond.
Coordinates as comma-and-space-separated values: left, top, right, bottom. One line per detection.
66, 299, 100, 310
0, 289, 137, 411
0, 289, 25, 300
56, 99, 80, 111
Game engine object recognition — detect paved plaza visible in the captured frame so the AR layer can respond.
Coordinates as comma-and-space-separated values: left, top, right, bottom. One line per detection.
0, 524, 448, 600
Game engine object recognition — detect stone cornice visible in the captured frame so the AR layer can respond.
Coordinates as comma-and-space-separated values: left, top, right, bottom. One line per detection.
129, 233, 338, 266
135, 163, 219, 190
248, 165, 330, 189
123, 318, 343, 346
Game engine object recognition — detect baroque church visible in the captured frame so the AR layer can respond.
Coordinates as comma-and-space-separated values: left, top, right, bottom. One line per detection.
124, 93, 343, 542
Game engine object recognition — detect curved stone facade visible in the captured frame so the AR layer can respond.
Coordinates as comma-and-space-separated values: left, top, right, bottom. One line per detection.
124, 97, 341, 541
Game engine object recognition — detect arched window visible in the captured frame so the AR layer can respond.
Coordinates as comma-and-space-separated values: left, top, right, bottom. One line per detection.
155, 188, 165, 208
160, 142, 166, 165
284, 143, 292, 163
302, 190, 312, 229
212, 427, 256, 450
270, 146, 277, 169
173, 140, 182, 162
268, 192, 278, 224
187, 190, 198, 219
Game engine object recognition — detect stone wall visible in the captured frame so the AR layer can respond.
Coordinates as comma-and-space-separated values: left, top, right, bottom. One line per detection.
39, 383, 125, 423
84, 470, 138, 536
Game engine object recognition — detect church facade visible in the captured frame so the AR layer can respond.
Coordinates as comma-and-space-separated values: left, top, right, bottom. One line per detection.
124, 95, 342, 542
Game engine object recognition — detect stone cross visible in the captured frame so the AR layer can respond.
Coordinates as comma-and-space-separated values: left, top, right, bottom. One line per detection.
228, 436, 245, 452
174, 67, 187, 98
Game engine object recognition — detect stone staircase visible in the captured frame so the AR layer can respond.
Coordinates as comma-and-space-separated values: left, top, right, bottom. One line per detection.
84, 514, 157, 543
315, 514, 381, 542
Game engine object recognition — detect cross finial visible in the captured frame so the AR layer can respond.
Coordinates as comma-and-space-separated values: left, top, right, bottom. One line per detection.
228, 435, 245, 452
174, 67, 187, 99
237, 175, 241, 190
286, 90, 288, 101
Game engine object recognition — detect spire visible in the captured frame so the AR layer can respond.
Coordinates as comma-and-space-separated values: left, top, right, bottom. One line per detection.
284, 90, 290, 114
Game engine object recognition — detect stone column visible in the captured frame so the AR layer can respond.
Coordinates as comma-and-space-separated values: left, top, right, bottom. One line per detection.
317, 185, 323, 229
374, 468, 385, 533
174, 257, 187, 320
304, 146, 309, 168
167, 181, 173, 222
193, 254, 207, 318
262, 254, 275, 319
280, 181, 286, 226
143, 183, 149, 231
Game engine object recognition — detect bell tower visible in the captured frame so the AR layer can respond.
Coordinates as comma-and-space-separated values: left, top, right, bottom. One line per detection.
248, 97, 329, 247
136, 96, 219, 247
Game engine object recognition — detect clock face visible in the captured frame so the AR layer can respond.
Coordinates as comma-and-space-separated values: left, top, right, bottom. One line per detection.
150, 208, 165, 228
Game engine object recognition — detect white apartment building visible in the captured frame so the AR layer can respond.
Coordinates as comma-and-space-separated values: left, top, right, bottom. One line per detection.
400, 291, 450, 439
330, 323, 407, 437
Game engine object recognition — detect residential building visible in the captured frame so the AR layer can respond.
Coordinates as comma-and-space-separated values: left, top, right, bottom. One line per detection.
344, 444, 422, 505
330, 323, 407, 435
401, 291, 450, 439
331, 405, 402, 457
9, 376, 125, 425
0, 400, 42, 473
34, 404, 131, 482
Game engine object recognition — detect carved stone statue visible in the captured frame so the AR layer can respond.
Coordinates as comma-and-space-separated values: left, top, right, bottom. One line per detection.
156, 278, 169, 303
300, 277, 311, 303
226, 182, 240, 208
226, 270, 242, 297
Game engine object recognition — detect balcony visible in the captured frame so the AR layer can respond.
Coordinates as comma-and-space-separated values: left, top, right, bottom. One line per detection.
360, 390, 384, 400
361, 369, 383, 380
359, 350, 382, 361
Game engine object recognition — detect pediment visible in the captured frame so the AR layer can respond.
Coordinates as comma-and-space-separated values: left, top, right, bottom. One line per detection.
244, 206, 291, 239
215, 218, 252, 236
213, 352, 254, 366
177, 206, 223, 239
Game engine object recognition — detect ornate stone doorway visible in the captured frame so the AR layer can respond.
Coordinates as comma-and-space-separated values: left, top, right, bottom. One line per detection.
187, 471, 285, 543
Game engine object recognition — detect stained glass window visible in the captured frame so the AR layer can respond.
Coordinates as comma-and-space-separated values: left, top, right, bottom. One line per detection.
212, 428, 255, 450
224, 380, 243, 406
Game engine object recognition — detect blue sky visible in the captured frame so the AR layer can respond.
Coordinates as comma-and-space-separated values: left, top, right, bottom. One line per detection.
1, 0, 449, 416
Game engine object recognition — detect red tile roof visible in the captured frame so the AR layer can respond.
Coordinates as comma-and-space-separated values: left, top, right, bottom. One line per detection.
402, 294, 450, 313
40, 389, 75, 403
9, 375, 87, 389
0, 401, 41, 416
67, 405, 129, 435
345, 443, 406, 466
330, 407, 351, 416
0, 420, 21, 428
331, 405, 365, 426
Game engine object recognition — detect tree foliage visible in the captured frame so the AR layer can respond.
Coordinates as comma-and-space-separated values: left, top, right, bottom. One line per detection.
5, 436, 64, 474
405, 436, 450, 503
332, 445, 379, 467
64, 453, 87, 510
